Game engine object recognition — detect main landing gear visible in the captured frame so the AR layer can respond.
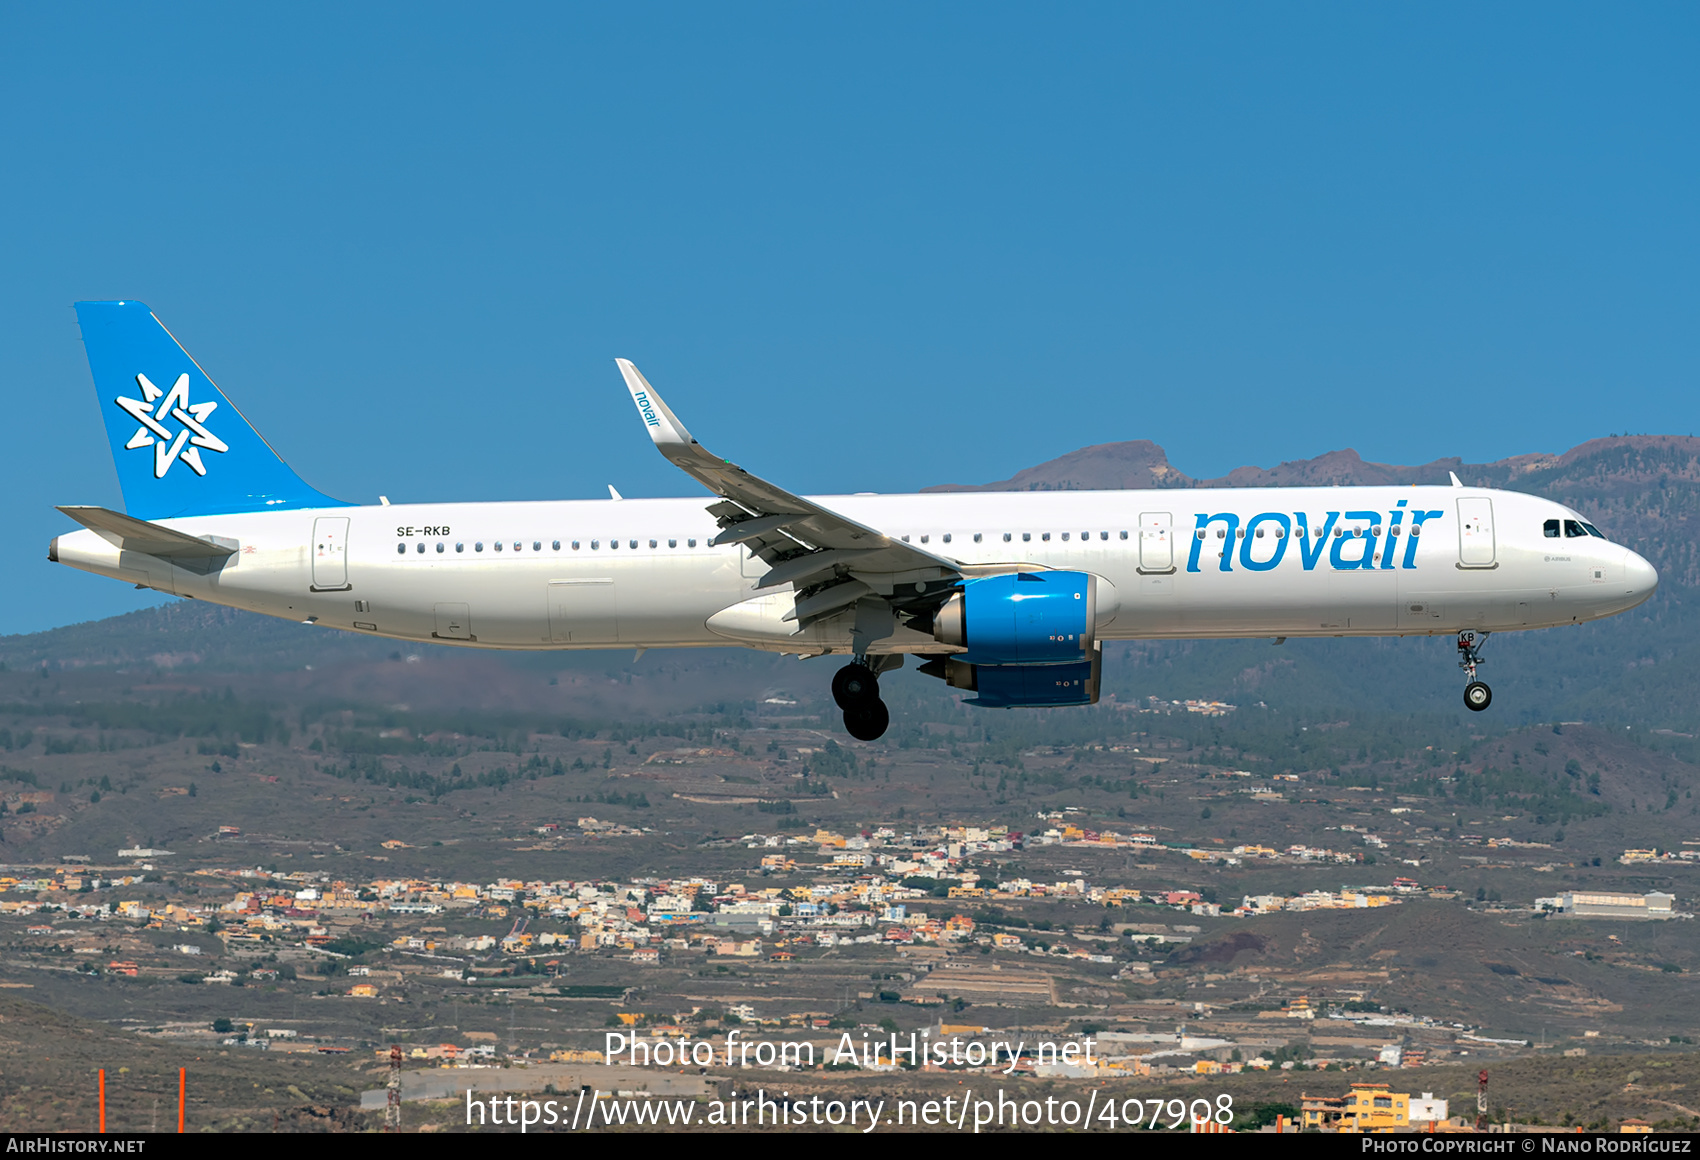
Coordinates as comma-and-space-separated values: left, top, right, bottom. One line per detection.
1458, 630, 1492, 712
833, 657, 892, 741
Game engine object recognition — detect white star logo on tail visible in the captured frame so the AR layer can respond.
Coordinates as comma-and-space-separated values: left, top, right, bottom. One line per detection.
115, 373, 230, 478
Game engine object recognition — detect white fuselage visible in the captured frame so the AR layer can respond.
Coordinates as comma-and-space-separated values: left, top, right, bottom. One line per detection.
50, 485, 1658, 653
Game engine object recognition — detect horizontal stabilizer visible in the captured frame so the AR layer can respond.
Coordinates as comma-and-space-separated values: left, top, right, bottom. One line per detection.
56, 506, 237, 559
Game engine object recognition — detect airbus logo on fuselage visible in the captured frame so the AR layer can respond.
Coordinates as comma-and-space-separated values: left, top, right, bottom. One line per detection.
1188, 500, 1446, 573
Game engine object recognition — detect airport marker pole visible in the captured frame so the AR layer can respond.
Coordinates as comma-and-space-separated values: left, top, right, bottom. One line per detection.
98, 1069, 105, 1132
179, 1068, 186, 1132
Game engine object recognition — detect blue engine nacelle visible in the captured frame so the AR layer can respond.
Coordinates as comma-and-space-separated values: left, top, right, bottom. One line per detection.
927, 570, 1102, 707
931, 570, 1096, 666
935, 648, 1102, 707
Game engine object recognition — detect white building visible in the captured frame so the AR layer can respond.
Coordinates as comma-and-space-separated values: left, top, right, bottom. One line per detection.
1549, 891, 1675, 920
1409, 1093, 1448, 1123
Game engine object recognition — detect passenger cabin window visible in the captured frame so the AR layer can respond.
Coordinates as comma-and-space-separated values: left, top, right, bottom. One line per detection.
494, 541, 503, 551
629, 540, 637, 549
1003, 533, 1012, 542
668, 539, 677, 548
534, 541, 542, 551
436, 542, 444, 553
552, 540, 560, 550
571, 540, 579, 550
416, 542, 425, 554
973, 533, 982, 543
1041, 533, 1050, 541
475, 542, 484, 552
396, 543, 405, 555
942, 533, 952, 543
649, 539, 658, 548
1564, 520, 1587, 538
1119, 531, 1127, 540
688, 538, 697, 547
457, 543, 465, 552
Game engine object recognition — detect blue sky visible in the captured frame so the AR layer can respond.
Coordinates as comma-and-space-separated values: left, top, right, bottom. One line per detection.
2, 4, 1696, 632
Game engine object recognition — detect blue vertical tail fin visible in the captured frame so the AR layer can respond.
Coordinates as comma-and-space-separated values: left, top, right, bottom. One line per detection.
74, 301, 349, 520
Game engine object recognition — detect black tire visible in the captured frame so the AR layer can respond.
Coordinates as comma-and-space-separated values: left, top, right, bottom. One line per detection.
832, 663, 879, 709
843, 699, 890, 741
1464, 681, 1492, 712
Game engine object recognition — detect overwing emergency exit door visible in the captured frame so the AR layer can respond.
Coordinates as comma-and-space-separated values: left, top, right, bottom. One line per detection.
1138, 512, 1174, 573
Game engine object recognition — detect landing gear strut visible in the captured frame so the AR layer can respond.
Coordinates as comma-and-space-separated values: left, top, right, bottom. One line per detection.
834, 657, 893, 740
1458, 631, 1491, 712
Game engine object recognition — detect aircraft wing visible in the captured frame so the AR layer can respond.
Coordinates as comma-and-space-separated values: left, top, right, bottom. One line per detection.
616, 360, 960, 625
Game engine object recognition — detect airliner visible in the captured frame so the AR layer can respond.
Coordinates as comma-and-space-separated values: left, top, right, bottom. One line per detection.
50, 302, 1659, 740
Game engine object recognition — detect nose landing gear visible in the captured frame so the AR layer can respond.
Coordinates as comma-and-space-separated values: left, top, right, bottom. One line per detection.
1458, 631, 1491, 712
833, 656, 893, 740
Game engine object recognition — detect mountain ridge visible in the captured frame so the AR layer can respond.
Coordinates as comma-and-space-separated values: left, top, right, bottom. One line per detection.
923, 434, 1700, 493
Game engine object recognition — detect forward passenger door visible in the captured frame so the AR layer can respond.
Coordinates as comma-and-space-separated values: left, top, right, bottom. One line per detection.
1457, 499, 1496, 567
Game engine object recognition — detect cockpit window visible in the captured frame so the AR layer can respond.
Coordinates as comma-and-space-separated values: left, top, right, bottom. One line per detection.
1582, 522, 1605, 539
1564, 520, 1587, 538
1543, 519, 1561, 538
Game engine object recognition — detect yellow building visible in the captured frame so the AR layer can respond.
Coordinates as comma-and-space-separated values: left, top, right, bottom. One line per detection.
1302, 1084, 1410, 1132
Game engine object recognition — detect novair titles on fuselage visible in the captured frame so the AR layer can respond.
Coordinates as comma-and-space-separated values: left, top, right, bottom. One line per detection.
1188, 500, 1444, 573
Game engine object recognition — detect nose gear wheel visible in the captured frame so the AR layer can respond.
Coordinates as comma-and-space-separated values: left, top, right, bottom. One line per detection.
1457, 631, 1491, 712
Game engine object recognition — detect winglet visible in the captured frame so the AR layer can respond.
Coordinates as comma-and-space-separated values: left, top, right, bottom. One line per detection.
616, 359, 696, 448
1449, 471, 1464, 487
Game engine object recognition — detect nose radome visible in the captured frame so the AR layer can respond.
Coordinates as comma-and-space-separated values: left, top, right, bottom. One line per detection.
1626, 550, 1658, 603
